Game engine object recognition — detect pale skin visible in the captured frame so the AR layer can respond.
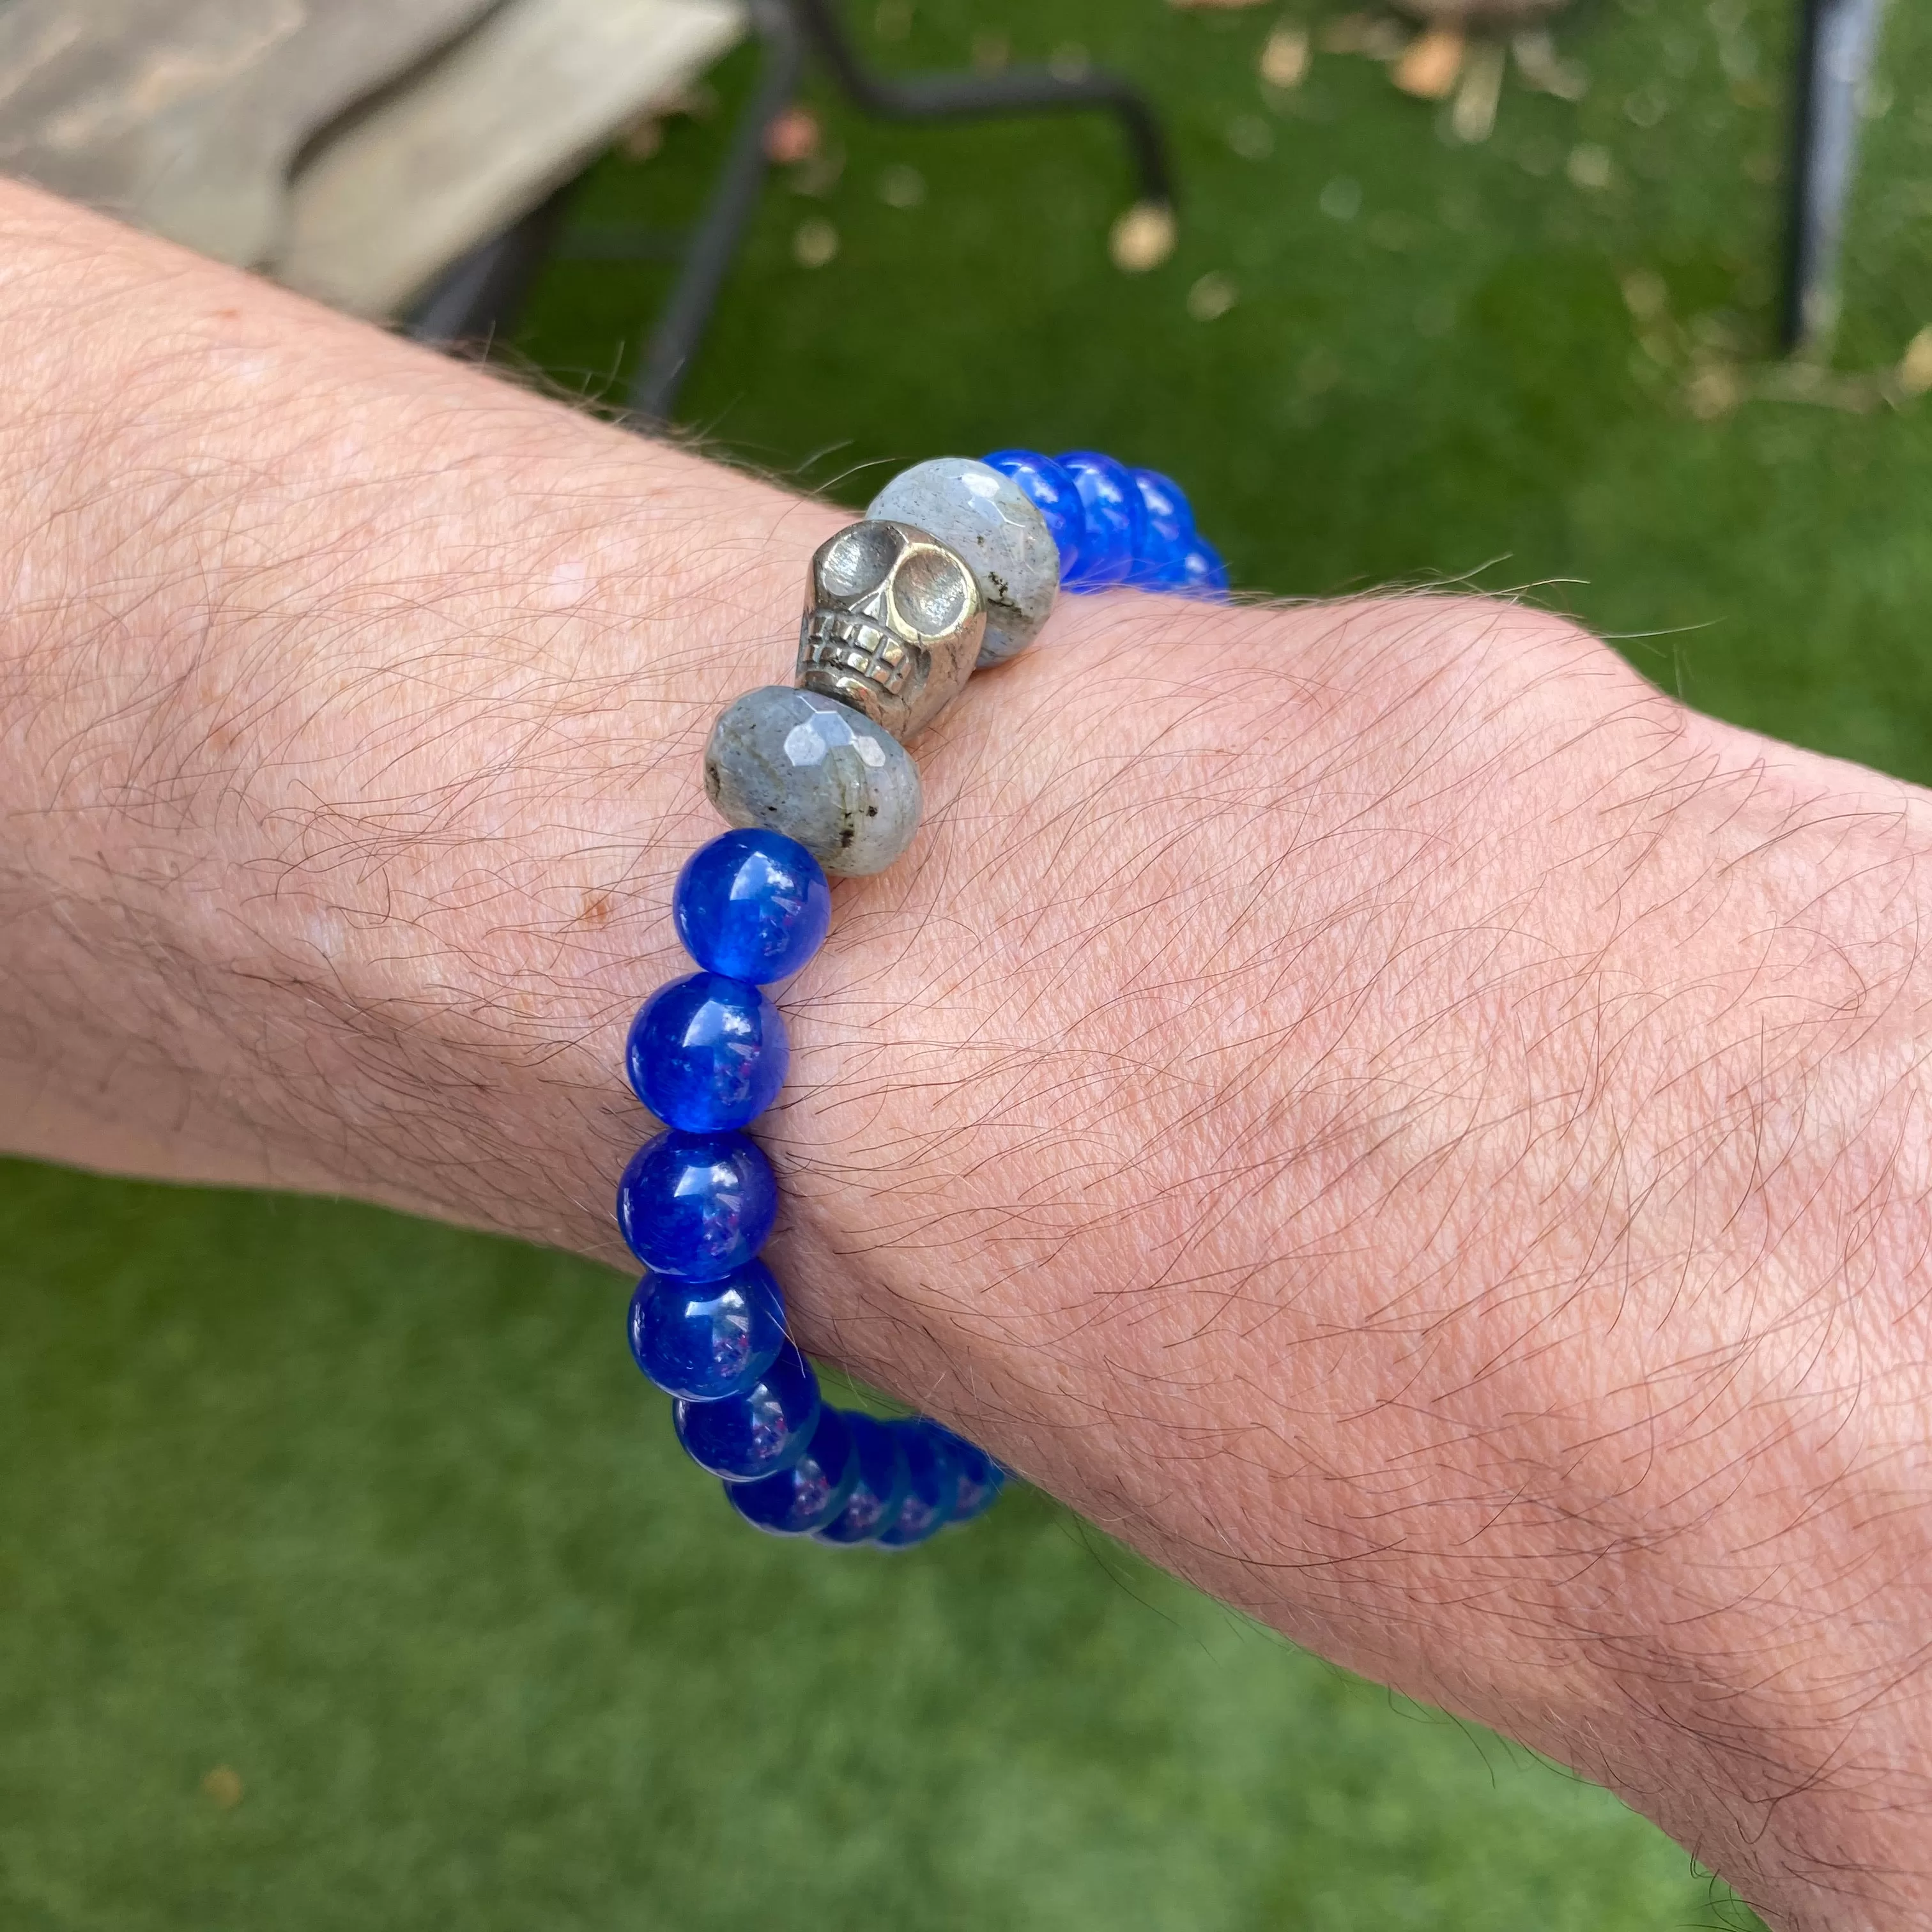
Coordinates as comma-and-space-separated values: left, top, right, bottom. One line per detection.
0, 179, 1928, 1928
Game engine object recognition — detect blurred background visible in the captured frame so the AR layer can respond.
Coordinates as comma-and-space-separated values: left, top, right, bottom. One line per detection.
10, 0, 1932, 1923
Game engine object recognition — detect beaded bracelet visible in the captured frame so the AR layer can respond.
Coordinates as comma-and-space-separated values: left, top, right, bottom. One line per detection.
616, 450, 1227, 1547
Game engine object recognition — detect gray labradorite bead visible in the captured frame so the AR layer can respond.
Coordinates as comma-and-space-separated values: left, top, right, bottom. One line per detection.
705, 686, 923, 877
866, 456, 1059, 669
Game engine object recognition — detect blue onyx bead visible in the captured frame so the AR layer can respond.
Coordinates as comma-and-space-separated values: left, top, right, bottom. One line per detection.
811, 1411, 912, 1546
726, 1404, 861, 1535
628, 1261, 787, 1401
674, 830, 831, 985
627, 971, 790, 1132
1055, 452, 1146, 590
1128, 468, 1196, 586
616, 1129, 777, 1281
927, 1426, 1006, 1522
1157, 537, 1230, 600
873, 1419, 963, 1549
674, 1341, 822, 1482
981, 448, 1085, 583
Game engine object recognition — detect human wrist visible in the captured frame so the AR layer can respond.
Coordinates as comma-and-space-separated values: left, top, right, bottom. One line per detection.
769, 592, 1932, 1927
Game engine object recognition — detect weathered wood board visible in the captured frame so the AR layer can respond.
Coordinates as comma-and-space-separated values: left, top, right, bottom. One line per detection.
278, 0, 742, 317
0, 0, 496, 266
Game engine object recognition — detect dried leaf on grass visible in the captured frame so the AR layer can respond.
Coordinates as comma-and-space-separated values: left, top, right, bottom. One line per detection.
1259, 22, 1310, 88
1111, 201, 1179, 273
1395, 26, 1464, 97
1449, 40, 1505, 141
1901, 327, 1932, 395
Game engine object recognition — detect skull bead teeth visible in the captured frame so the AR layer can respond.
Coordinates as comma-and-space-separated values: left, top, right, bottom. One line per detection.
796, 519, 986, 743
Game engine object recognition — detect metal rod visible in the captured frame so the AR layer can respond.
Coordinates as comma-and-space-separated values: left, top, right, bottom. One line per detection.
1782, 0, 1830, 350
628, 0, 806, 425
1780, 0, 1889, 352
629, 0, 1176, 422
792, 0, 1172, 211
404, 180, 575, 347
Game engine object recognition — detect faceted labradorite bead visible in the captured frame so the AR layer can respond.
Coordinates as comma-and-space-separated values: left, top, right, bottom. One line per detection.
674, 1341, 822, 1482
726, 1404, 861, 1535
1158, 537, 1230, 600
627, 1261, 788, 1401
674, 829, 831, 985
873, 1419, 963, 1549
705, 686, 923, 878
867, 456, 1061, 668
928, 1425, 1006, 1522
626, 971, 790, 1132
982, 448, 1086, 586
1055, 451, 1146, 590
616, 1129, 778, 1282
1129, 468, 1196, 586
811, 1411, 912, 1546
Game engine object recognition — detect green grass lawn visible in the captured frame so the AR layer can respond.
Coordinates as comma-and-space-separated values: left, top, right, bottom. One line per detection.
11, 0, 1932, 1923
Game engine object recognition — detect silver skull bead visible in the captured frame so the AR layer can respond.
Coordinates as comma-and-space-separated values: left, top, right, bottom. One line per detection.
796, 519, 986, 743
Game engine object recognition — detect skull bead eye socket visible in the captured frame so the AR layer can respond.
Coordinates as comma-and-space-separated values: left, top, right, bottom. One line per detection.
818, 523, 903, 600
799, 519, 986, 740
890, 548, 971, 638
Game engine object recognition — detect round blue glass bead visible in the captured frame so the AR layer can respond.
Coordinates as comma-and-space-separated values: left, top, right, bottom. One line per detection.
616, 1129, 777, 1282
928, 1425, 1006, 1522
628, 1261, 787, 1401
811, 1411, 912, 1546
1128, 468, 1196, 586
981, 448, 1085, 583
1055, 452, 1146, 590
1157, 537, 1230, 599
674, 1341, 822, 1482
726, 1404, 861, 1535
627, 971, 790, 1132
674, 830, 832, 985
873, 1420, 963, 1549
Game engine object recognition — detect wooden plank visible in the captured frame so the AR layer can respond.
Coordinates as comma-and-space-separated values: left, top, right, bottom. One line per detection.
277, 0, 744, 318
0, 0, 495, 266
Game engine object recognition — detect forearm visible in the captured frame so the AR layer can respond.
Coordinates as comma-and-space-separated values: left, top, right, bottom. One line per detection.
0, 178, 841, 1219
2, 181, 1929, 1929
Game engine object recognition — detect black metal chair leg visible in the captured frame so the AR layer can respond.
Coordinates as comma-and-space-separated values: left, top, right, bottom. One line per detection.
632, 0, 1174, 422
629, 0, 806, 424
405, 180, 576, 348
792, 0, 1173, 213
413, 3, 1173, 424
1781, 0, 1889, 351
